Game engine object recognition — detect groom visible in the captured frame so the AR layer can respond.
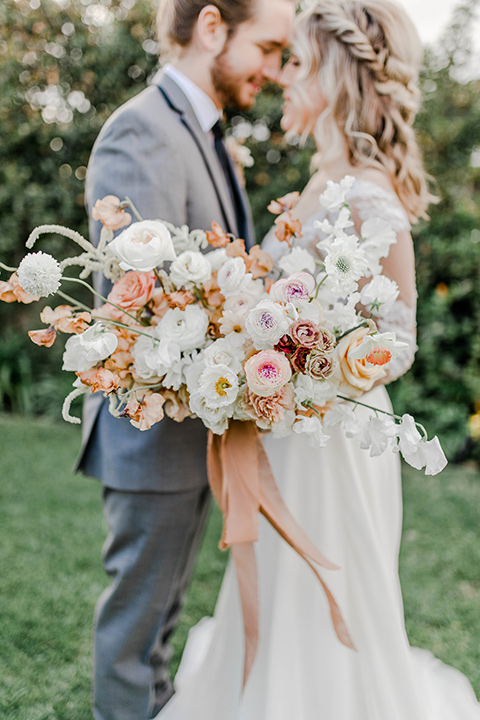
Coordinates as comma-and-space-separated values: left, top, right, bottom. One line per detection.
78, 1, 294, 718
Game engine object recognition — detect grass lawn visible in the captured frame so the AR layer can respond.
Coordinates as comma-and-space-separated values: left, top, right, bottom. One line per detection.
0, 414, 479, 718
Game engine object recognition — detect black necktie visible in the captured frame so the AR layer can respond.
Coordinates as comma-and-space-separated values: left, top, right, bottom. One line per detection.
212, 120, 251, 248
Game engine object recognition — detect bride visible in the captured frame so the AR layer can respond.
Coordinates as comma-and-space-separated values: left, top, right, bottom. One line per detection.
156, 0, 480, 717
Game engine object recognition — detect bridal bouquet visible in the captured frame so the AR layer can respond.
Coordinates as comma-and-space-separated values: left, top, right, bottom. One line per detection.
0, 177, 446, 476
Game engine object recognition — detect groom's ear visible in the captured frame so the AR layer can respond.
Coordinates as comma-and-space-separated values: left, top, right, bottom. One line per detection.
195, 4, 228, 54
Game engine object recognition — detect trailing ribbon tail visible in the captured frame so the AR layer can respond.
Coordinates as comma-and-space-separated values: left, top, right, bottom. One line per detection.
206, 421, 355, 689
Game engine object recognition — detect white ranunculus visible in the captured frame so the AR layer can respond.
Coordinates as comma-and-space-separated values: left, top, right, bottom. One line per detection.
245, 299, 290, 349
188, 390, 235, 434
278, 247, 316, 275
293, 415, 331, 448
157, 304, 209, 352
170, 250, 212, 289
109, 220, 176, 272
205, 248, 229, 272
203, 337, 244, 374
319, 175, 356, 212
217, 257, 252, 298
197, 364, 239, 409
62, 323, 118, 372
17, 251, 62, 297
132, 332, 180, 381
359, 275, 399, 316
360, 218, 397, 276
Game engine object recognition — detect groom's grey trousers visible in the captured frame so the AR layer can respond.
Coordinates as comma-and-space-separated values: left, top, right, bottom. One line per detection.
76, 70, 253, 720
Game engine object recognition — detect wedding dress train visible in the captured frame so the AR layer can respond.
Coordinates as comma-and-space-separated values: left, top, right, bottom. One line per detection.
155, 180, 480, 719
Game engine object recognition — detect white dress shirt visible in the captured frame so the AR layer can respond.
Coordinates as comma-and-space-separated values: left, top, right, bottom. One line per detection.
163, 64, 221, 134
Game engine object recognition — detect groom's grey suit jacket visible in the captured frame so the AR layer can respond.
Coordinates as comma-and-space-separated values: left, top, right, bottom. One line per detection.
76, 70, 253, 492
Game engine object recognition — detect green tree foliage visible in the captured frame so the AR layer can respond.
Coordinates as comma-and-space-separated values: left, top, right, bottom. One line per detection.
1, 0, 479, 461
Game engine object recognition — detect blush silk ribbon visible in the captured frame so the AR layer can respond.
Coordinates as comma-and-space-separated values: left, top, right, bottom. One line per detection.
206, 420, 355, 688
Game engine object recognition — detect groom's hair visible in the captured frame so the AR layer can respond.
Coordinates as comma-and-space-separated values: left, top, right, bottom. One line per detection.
157, 0, 256, 57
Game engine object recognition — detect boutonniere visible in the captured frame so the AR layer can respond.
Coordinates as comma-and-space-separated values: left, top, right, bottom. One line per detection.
225, 135, 254, 186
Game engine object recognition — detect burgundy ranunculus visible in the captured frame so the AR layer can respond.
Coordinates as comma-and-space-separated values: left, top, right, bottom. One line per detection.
274, 333, 297, 355
291, 346, 310, 373
290, 319, 323, 348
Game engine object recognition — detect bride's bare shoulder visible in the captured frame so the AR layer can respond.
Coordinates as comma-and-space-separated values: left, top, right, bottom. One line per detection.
351, 167, 396, 195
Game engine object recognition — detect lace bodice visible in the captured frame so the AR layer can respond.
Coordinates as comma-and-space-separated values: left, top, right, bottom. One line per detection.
262, 178, 417, 382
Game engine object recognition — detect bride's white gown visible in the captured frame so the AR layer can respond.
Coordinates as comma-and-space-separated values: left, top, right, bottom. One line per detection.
156, 179, 480, 719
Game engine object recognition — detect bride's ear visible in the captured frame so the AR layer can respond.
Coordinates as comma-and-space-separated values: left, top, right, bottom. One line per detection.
195, 5, 228, 54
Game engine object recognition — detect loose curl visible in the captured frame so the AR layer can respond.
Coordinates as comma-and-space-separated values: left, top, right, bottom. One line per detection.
290, 0, 435, 220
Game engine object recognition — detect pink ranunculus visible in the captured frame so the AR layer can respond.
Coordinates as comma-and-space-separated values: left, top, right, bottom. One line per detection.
290, 319, 321, 348
269, 271, 316, 307
248, 383, 294, 425
107, 271, 157, 311
244, 350, 292, 397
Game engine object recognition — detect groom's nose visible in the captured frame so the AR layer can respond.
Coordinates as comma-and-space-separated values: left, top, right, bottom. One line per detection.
262, 53, 283, 84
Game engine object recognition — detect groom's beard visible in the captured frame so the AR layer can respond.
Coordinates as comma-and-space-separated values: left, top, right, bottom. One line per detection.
211, 47, 259, 112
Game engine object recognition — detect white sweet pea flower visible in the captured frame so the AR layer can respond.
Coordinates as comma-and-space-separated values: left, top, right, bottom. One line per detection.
170, 250, 212, 289
17, 251, 62, 297
349, 331, 408, 367
324, 235, 369, 296
360, 218, 397, 276
197, 363, 239, 409
62, 323, 118, 372
319, 175, 356, 212
278, 247, 316, 275
321, 291, 361, 334
245, 299, 291, 349
349, 414, 398, 457
293, 415, 331, 448
157, 304, 209, 352
204, 337, 244, 374
315, 206, 355, 249
359, 275, 399, 316
298, 299, 324, 325
323, 403, 357, 432
422, 436, 448, 475
109, 220, 176, 271
293, 373, 339, 409
394, 414, 447, 474
132, 332, 180, 381
217, 257, 252, 298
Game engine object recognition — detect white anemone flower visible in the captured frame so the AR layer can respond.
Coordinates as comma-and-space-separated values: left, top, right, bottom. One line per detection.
17, 251, 62, 298
324, 236, 369, 296
197, 364, 239, 409
293, 415, 331, 448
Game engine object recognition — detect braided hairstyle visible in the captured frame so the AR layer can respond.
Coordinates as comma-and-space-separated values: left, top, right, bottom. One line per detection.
291, 0, 435, 220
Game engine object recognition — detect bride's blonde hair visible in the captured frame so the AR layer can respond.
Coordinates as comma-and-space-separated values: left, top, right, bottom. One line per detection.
290, 0, 435, 220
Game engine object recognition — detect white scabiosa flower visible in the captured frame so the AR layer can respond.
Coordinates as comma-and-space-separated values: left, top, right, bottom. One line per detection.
245, 299, 291, 349
109, 220, 176, 272
217, 257, 252, 298
324, 236, 369, 296
156, 304, 209, 352
170, 250, 212, 289
17, 251, 62, 298
62, 323, 118, 372
278, 247, 316, 275
359, 275, 399, 316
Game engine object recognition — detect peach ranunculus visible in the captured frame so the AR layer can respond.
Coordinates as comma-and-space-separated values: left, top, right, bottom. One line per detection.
267, 192, 300, 215
0, 272, 39, 304
91, 195, 132, 231
107, 271, 156, 312
274, 212, 302, 244
166, 290, 196, 310
244, 349, 292, 397
245, 245, 274, 279
124, 392, 165, 431
206, 222, 231, 248
76, 367, 120, 394
247, 383, 295, 426
40, 305, 91, 334
28, 327, 57, 347
335, 326, 386, 398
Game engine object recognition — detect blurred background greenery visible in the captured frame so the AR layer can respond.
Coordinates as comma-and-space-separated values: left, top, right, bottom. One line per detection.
1, 0, 480, 463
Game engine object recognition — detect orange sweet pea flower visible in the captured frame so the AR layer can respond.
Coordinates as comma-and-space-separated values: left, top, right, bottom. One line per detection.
124, 392, 165, 431
246, 245, 274, 278
28, 327, 57, 347
225, 238, 248, 260
267, 191, 300, 215
76, 367, 120, 393
206, 222, 231, 248
274, 212, 303, 244
92, 195, 132, 231
0, 273, 39, 304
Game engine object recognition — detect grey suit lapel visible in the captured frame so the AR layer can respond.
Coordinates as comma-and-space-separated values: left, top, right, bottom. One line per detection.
153, 71, 238, 237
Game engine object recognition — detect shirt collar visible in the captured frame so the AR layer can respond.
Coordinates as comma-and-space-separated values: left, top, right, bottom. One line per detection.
163, 64, 221, 133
